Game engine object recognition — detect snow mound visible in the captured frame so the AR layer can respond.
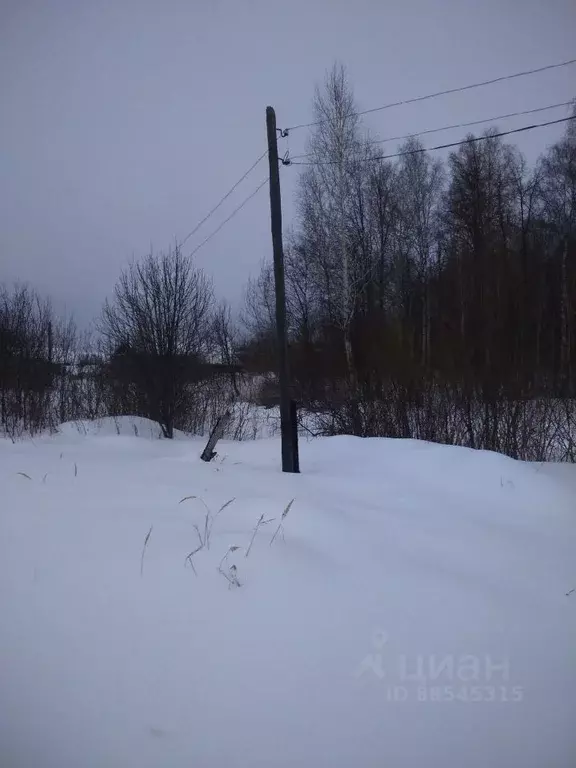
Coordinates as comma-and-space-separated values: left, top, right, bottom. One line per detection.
56, 416, 189, 440
0, 432, 575, 767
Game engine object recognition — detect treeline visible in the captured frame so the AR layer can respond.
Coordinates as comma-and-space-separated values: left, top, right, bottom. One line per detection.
0, 250, 242, 440
242, 66, 576, 460
0, 284, 85, 436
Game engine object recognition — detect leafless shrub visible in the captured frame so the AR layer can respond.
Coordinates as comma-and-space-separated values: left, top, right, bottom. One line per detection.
99, 247, 214, 439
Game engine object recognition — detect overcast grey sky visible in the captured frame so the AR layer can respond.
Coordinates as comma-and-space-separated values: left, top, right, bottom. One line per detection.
1, 0, 575, 326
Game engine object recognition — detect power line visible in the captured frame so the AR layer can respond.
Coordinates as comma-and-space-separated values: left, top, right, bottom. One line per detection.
290, 100, 574, 161
189, 177, 269, 257
288, 115, 576, 166
285, 57, 576, 132
180, 150, 267, 248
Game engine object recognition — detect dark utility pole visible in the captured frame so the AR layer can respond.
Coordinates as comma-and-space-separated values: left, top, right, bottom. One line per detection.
266, 105, 299, 473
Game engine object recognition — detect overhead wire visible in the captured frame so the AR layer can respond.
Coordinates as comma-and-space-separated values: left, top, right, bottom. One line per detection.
285, 57, 576, 132
180, 149, 267, 248
176, 58, 575, 254
290, 100, 574, 161
189, 177, 269, 257
288, 115, 576, 166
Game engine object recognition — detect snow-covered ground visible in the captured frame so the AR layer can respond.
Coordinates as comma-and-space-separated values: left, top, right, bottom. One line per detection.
1, 417, 575, 768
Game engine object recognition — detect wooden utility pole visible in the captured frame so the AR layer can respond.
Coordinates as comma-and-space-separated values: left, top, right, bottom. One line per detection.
266, 106, 299, 473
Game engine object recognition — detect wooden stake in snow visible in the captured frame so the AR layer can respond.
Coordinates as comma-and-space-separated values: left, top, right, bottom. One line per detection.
200, 411, 232, 462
